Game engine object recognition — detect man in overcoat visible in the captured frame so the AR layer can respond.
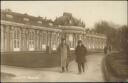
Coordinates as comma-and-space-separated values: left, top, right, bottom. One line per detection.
75, 40, 87, 74
104, 45, 112, 55
57, 38, 70, 72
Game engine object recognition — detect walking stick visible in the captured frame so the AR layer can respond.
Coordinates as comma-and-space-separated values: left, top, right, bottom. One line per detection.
85, 62, 88, 73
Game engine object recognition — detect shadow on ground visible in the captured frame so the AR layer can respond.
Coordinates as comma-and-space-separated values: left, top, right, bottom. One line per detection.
1, 72, 16, 80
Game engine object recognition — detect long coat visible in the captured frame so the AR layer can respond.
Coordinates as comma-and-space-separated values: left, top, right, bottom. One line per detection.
75, 45, 87, 63
104, 46, 112, 55
104, 46, 108, 54
57, 44, 70, 67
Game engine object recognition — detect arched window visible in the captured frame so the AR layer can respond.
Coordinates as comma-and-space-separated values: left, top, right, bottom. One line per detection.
42, 31, 47, 51
1, 25, 4, 52
13, 28, 20, 51
51, 32, 57, 50
29, 31, 35, 51
57, 33, 60, 47
69, 34, 74, 50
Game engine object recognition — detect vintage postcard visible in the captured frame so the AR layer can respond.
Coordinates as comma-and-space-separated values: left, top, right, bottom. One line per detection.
1, 1, 128, 82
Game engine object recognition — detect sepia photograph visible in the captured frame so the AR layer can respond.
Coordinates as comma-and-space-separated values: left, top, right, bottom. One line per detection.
1, 1, 128, 82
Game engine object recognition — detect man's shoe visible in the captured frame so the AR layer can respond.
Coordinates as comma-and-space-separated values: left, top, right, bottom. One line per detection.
83, 70, 85, 72
60, 70, 64, 73
66, 68, 68, 72
78, 72, 81, 74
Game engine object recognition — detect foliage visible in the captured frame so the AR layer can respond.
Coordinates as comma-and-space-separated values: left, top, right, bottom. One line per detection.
117, 25, 128, 53
94, 21, 128, 53
94, 21, 117, 46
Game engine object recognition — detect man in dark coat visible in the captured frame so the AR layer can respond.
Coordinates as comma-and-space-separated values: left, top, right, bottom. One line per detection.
104, 46, 108, 55
75, 40, 87, 74
104, 45, 112, 55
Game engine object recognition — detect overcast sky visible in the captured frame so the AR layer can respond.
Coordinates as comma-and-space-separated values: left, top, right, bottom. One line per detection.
1, 1, 127, 28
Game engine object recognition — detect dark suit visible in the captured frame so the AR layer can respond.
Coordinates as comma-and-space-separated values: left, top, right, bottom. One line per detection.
75, 44, 87, 73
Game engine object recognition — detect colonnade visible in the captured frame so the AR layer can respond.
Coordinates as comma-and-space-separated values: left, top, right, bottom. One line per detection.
1, 22, 106, 52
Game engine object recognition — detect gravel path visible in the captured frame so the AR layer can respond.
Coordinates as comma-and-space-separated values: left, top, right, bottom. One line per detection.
1, 53, 105, 82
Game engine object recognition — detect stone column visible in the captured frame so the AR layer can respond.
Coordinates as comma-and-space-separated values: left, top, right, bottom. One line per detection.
57, 32, 60, 47
84, 34, 86, 46
20, 28, 25, 51
55, 32, 58, 49
93, 38, 95, 49
1, 25, 4, 52
35, 30, 39, 51
3, 26, 7, 52
50, 32, 52, 49
42, 31, 45, 47
53, 32, 56, 49
59, 32, 62, 45
24, 29, 28, 51
72, 33, 74, 48
96, 38, 98, 49
23, 28, 26, 51
98, 38, 100, 49
93, 38, 96, 49
65, 33, 67, 44
76, 34, 78, 46
20, 28, 23, 51
88, 36, 90, 49
10, 26, 14, 51
38, 30, 41, 51
34, 30, 36, 51
46, 31, 49, 47
40, 31, 43, 51
75, 34, 77, 47
90, 37, 93, 49
6, 25, 11, 52
54, 32, 56, 48
19, 27, 21, 51
39, 31, 42, 51
37, 31, 39, 51
45, 31, 47, 47
42, 31, 47, 50
49, 31, 52, 50
91, 37, 93, 49
47, 31, 49, 47
75, 34, 78, 46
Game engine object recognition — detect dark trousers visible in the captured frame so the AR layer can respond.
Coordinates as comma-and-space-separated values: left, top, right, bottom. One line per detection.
77, 62, 85, 73
62, 62, 69, 72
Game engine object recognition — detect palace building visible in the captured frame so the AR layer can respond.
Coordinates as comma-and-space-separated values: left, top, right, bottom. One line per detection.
1, 9, 106, 67
0, 10, 106, 67
1, 9, 106, 53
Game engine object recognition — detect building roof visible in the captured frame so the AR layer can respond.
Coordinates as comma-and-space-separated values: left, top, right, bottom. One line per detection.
1, 9, 53, 28
1, 9, 106, 38
1, 9, 85, 32
54, 12, 85, 27
58, 26, 84, 31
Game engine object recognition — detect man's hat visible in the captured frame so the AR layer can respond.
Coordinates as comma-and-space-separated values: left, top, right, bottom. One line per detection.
78, 40, 82, 44
61, 38, 66, 41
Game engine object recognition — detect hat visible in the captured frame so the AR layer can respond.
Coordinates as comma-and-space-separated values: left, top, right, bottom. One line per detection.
78, 40, 82, 44
61, 38, 66, 41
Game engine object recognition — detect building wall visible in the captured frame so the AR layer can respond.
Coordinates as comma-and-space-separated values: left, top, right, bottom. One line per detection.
1, 16, 106, 53
1, 10, 107, 67
1, 21, 62, 52
1, 21, 106, 52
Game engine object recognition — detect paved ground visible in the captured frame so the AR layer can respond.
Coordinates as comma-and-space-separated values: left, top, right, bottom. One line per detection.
1, 53, 105, 82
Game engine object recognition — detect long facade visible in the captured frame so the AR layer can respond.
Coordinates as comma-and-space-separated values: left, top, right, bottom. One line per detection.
1, 10, 106, 53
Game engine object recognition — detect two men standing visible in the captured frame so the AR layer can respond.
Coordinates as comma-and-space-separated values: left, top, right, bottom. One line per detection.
57, 38, 87, 74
